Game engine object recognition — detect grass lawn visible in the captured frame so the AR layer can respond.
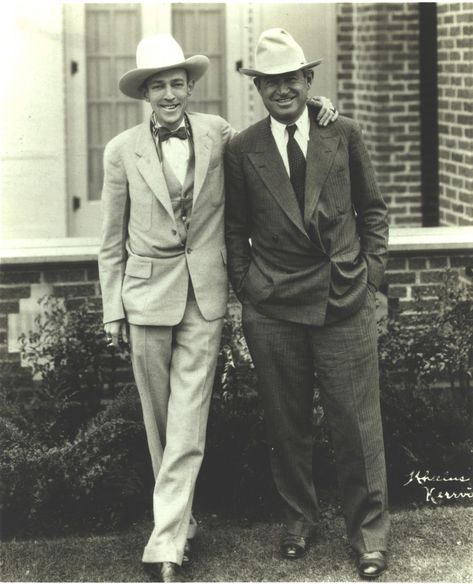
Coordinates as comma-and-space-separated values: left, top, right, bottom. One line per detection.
1, 505, 472, 582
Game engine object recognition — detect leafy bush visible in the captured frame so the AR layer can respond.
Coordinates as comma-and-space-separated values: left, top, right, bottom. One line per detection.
2, 274, 472, 538
17, 296, 122, 444
0, 298, 150, 538
378, 272, 473, 501
0, 383, 151, 539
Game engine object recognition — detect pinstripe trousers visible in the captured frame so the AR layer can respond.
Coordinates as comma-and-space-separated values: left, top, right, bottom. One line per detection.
242, 288, 390, 553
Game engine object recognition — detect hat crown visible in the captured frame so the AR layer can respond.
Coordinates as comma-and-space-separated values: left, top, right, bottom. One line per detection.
136, 33, 186, 70
254, 28, 307, 72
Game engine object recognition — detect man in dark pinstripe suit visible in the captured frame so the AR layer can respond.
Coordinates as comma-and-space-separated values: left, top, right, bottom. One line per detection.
225, 29, 390, 579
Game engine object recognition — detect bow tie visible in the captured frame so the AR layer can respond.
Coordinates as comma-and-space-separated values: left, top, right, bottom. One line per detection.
157, 126, 188, 142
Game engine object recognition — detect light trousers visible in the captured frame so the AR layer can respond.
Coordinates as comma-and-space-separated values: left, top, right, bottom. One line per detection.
129, 292, 223, 565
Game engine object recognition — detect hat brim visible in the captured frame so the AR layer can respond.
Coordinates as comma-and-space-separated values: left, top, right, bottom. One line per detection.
239, 58, 322, 77
119, 55, 209, 100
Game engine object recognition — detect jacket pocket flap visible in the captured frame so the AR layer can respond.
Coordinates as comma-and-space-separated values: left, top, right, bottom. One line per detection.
125, 259, 152, 279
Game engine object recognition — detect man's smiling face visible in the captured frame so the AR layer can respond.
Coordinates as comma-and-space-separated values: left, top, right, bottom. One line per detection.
143, 68, 194, 130
255, 69, 313, 125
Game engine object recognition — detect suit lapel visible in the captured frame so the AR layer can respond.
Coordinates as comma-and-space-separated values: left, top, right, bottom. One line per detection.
248, 118, 308, 237
135, 121, 175, 221
187, 114, 212, 204
303, 117, 340, 227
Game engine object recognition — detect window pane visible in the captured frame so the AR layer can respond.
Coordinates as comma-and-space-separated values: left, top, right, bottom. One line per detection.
85, 4, 141, 201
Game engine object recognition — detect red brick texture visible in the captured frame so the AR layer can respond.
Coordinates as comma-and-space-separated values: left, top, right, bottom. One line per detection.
0, 262, 132, 391
337, 3, 422, 227
437, 3, 473, 226
1, 253, 472, 387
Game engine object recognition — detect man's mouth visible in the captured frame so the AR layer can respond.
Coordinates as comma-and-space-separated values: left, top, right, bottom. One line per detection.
161, 104, 180, 111
275, 96, 295, 105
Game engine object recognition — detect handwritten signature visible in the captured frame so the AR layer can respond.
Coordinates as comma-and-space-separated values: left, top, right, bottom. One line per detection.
404, 470, 473, 505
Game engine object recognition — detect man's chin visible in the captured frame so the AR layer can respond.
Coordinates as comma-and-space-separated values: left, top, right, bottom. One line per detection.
155, 109, 184, 129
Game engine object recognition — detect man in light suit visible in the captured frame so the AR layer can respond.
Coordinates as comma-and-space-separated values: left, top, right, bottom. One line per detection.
98, 33, 231, 583
225, 29, 390, 579
99, 32, 338, 582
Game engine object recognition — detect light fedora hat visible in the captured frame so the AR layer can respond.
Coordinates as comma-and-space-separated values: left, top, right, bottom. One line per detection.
119, 33, 209, 100
240, 28, 322, 77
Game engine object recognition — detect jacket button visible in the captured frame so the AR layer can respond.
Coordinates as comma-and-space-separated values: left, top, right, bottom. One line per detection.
172, 229, 177, 236
187, 247, 193, 254
272, 234, 279, 242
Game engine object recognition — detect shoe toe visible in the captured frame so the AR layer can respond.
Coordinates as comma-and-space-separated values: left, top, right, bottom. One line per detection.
357, 551, 386, 579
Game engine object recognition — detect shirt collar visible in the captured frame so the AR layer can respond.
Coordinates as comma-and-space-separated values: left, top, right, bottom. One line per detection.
151, 111, 186, 131
270, 106, 310, 141
150, 112, 191, 140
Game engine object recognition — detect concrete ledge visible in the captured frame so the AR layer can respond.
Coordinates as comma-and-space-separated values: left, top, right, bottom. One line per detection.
1, 227, 472, 265
388, 226, 473, 253
0, 238, 100, 264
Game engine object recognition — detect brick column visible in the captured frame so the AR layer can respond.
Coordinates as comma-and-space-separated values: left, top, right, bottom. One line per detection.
437, 2, 473, 226
337, 3, 422, 226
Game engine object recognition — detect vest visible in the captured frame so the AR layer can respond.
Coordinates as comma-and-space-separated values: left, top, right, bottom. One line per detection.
161, 147, 195, 245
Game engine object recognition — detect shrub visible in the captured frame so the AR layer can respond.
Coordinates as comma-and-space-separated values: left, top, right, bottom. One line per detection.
17, 296, 123, 444
378, 272, 473, 501
2, 274, 472, 538
0, 298, 150, 538
0, 383, 151, 538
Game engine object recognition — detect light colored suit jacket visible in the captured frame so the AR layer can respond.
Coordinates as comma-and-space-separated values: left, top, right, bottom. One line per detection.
99, 112, 234, 326
225, 107, 389, 325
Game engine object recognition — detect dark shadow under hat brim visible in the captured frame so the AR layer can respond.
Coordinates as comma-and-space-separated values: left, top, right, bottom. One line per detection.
119, 55, 209, 100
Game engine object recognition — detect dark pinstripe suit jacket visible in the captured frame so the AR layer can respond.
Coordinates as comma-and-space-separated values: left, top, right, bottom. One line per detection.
224, 107, 389, 325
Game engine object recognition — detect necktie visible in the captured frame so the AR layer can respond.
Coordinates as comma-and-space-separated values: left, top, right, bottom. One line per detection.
286, 124, 306, 214
157, 126, 188, 142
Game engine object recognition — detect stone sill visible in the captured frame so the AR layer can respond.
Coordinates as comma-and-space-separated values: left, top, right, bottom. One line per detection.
1, 227, 473, 265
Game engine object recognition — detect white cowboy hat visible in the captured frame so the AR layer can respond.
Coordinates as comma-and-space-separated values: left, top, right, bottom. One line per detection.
240, 28, 322, 77
119, 33, 209, 100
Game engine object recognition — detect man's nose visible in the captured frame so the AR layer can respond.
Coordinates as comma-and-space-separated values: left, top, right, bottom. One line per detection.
163, 86, 174, 100
276, 81, 290, 94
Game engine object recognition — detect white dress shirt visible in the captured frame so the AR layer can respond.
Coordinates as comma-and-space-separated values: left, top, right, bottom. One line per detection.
155, 119, 190, 186
270, 107, 310, 176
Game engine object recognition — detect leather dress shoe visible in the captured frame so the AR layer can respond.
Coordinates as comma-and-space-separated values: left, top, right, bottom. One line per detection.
142, 561, 178, 583
160, 562, 178, 583
280, 534, 309, 559
357, 551, 387, 579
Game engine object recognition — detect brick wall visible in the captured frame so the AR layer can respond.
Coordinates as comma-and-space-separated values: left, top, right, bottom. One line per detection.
0, 261, 132, 391
1, 230, 472, 390
337, 3, 422, 227
437, 2, 473, 226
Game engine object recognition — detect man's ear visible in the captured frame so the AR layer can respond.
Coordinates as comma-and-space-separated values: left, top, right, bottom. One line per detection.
187, 79, 195, 95
253, 77, 262, 95
306, 70, 314, 88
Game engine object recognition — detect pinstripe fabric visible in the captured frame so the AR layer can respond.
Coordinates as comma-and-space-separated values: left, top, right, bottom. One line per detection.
226, 104, 389, 553
224, 108, 389, 326
242, 289, 389, 551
